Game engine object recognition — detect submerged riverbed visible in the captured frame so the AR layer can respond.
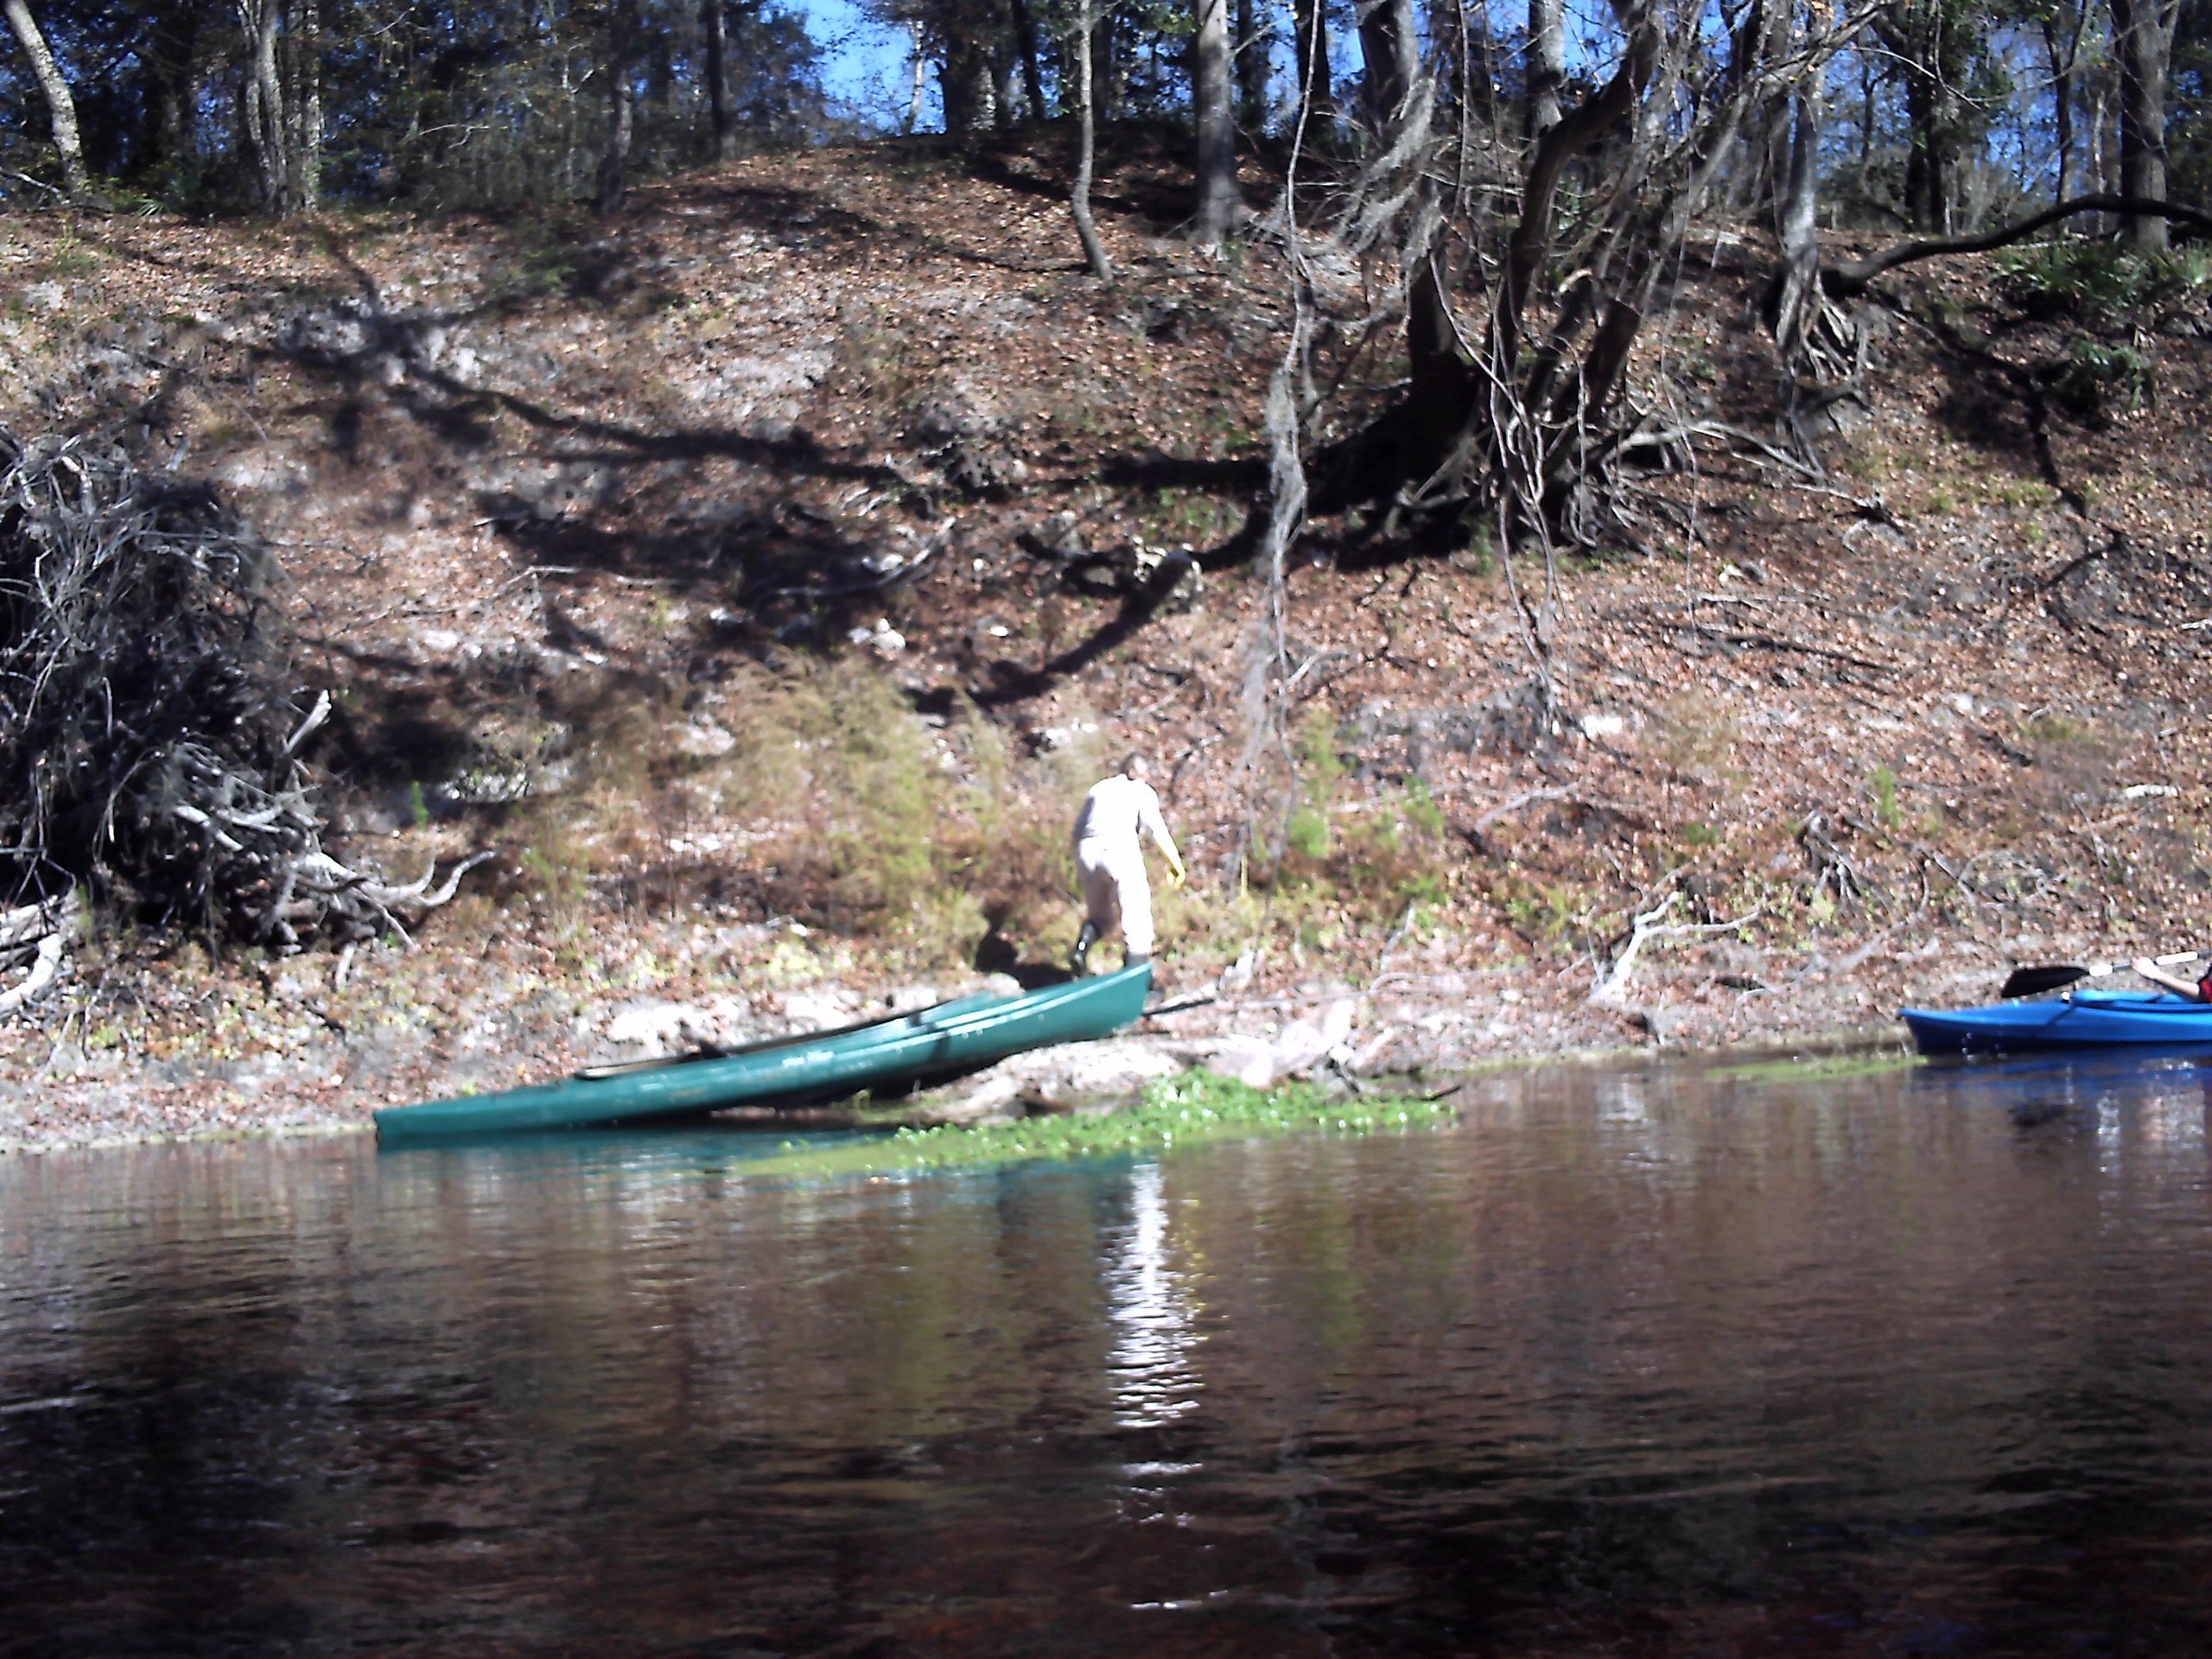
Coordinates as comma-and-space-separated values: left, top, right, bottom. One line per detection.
6, 1052, 2212, 1656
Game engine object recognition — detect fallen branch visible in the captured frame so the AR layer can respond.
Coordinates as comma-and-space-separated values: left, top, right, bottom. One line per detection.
1648, 615, 1895, 673
0, 894, 78, 1016
1592, 891, 1762, 1006
1473, 785, 1576, 829
0, 930, 66, 1015
0, 430, 487, 947
0, 899, 68, 952
1825, 194, 2212, 296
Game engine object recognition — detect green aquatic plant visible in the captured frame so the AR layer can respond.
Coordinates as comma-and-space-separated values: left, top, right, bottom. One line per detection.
743, 1071, 1456, 1182
1707, 1051, 1919, 1085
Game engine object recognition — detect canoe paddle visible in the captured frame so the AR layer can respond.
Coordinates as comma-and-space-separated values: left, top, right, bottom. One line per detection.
2000, 952, 2205, 1000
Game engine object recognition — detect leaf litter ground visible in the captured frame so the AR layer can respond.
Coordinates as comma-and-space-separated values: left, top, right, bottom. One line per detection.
0, 130, 2208, 1149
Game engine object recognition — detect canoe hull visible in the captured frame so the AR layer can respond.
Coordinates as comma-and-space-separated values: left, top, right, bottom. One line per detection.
1902, 990, 2212, 1056
377, 964, 1152, 1141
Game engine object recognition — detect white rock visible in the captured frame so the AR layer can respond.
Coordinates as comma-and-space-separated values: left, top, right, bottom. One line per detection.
605, 1001, 709, 1057
778, 987, 859, 1030
1272, 999, 1357, 1077
913, 1037, 1188, 1122
1205, 1035, 1278, 1090
1038, 720, 1098, 751
847, 618, 906, 655
674, 721, 736, 757
604, 995, 754, 1056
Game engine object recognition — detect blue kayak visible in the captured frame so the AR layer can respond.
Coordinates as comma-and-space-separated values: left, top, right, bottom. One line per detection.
1901, 989, 2212, 1056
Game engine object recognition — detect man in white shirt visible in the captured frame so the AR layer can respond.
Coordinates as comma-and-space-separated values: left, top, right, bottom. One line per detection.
1071, 753, 1185, 973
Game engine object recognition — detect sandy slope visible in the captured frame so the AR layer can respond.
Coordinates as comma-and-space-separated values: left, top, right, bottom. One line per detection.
1, 130, 2208, 1149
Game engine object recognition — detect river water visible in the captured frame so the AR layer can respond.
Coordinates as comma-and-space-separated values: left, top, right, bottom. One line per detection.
5, 1052, 2212, 1656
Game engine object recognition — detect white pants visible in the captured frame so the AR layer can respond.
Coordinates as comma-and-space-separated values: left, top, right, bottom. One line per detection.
1076, 836, 1154, 957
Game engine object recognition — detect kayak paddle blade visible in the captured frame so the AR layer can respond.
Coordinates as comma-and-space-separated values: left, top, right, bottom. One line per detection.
2000, 964, 2091, 999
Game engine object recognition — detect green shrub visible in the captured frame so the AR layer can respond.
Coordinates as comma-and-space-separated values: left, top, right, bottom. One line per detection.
1402, 778, 1445, 837
1869, 765, 1901, 830
1264, 714, 1450, 923
1286, 804, 1332, 861
1996, 238, 2212, 324
2046, 338, 2152, 423
1997, 240, 2139, 319
2136, 244, 2212, 311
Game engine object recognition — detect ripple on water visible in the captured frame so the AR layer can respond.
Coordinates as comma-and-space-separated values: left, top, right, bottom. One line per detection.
6, 1053, 2212, 1655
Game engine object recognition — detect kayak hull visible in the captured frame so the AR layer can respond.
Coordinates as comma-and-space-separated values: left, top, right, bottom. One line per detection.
376, 964, 1151, 1141
1902, 990, 2212, 1056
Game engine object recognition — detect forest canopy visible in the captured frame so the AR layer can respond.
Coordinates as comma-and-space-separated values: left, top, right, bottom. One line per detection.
0, 0, 834, 211
0, 0, 2207, 225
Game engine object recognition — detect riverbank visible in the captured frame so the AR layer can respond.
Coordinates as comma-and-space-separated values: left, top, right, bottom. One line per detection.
2, 133, 2204, 1152
0, 914, 1948, 1155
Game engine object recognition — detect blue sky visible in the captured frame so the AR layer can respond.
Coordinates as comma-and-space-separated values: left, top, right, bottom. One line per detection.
799, 0, 927, 130
792, 0, 1572, 136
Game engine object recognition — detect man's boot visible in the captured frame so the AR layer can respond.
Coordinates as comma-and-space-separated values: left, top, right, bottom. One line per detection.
1070, 922, 1098, 975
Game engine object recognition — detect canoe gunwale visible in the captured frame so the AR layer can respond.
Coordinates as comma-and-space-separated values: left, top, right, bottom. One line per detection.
375, 965, 1152, 1141
569, 989, 1005, 1080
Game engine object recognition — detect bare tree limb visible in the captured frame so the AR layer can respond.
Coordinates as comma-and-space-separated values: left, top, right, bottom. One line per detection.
1826, 194, 2212, 295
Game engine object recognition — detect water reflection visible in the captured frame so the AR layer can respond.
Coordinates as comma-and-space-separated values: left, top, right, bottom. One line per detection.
1102, 1161, 1201, 1427
6, 1054, 2212, 1655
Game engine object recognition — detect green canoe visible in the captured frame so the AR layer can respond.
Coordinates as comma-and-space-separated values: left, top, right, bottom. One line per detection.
374, 963, 1152, 1142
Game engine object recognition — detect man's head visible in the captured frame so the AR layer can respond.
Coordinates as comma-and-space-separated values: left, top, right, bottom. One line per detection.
1122, 753, 1148, 782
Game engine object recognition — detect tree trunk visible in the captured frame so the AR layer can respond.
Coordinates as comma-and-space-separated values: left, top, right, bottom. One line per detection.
1234, 0, 1267, 130
992, 42, 1019, 128
1903, 75, 1934, 229
1087, 9, 1109, 122
148, 0, 210, 188
597, 0, 637, 215
288, 0, 321, 208
1768, 75, 1828, 395
1071, 0, 1113, 277
1292, 0, 1333, 137
1008, 0, 1047, 123
1192, 0, 1238, 245
942, 33, 990, 132
2040, 8, 2082, 204
2110, 0, 2177, 250
2088, 75, 2110, 231
1878, 2, 1967, 233
704, 0, 734, 160
1, 0, 87, 197
1357, 0, 1420, 135
905, 24, 926, 133
1525, 0, 1565, 137
1855, 48, 1874, 203
234, 0, 293, 213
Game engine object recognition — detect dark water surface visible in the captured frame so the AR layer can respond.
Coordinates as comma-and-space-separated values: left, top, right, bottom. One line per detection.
7, 1055, 2212, 1656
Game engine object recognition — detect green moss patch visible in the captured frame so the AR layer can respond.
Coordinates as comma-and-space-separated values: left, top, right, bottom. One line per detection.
744, 1071, 1456, 1182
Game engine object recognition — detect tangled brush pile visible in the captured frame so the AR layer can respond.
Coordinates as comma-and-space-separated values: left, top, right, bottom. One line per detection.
0, 430, 481, 976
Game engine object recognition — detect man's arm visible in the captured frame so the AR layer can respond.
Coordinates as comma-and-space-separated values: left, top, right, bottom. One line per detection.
2133, 959, 2205, 1001
1140, 788, 1185, 886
